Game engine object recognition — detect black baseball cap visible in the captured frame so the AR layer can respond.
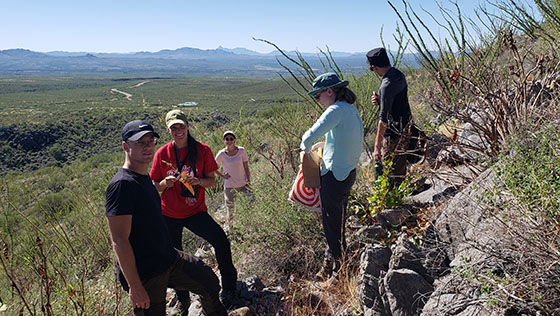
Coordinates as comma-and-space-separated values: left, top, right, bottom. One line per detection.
122, 120, 159, 141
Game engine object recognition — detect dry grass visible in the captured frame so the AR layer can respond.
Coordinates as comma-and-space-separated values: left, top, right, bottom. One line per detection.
281, 251, 363, 316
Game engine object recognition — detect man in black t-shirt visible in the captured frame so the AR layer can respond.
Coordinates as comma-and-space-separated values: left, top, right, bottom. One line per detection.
367, 47, 412, 187
105, 120, 228, 316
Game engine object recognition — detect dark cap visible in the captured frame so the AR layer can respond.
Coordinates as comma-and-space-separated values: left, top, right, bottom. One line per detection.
307, 72, 349, 97
366, 47, 390, 67
122, 120, 159, 142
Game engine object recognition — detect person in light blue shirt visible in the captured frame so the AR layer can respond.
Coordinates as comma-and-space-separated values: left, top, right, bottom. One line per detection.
300, 72, 363, 281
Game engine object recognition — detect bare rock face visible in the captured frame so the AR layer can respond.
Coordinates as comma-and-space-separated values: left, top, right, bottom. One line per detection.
358, 245, 392, 316
420, 225, 451, 280
420, 168, 510, 315
356, 225, 389, 243
381, 269, 434, 316
421, 274, 499, 316
432, 168, 497, 260
389, 235, 433, 285
405, 164, 483, 206
359, 235, 436, 316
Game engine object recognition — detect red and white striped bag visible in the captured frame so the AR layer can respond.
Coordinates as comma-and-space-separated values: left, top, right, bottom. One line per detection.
288, 167, 321, 211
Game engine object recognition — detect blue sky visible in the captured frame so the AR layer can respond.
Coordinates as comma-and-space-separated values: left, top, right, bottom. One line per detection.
0, 0, 524, 54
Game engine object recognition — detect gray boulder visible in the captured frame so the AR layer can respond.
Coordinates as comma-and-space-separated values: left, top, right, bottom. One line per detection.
381, 269, 434, 316
358, 245, 392, 315
405, 164, 483, 206
356, 225, 388, 244
433, 168, 497, 260
376, 208, 412, 228
421, 167, 523, 315
389, 235, 433, 284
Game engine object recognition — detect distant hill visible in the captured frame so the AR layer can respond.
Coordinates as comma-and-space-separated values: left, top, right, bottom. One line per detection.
0, 46, 420, 76
133, 47, 237, 59
0, 49, 50, 58
217, 46, 263, 56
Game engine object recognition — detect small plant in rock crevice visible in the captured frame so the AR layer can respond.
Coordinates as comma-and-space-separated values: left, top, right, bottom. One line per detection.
351, 160, 416, 225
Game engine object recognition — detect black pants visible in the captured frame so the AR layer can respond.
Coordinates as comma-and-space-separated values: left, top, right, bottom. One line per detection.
164, 212, 238, 293
319, 169, 356, 261
132, 251, 227, 316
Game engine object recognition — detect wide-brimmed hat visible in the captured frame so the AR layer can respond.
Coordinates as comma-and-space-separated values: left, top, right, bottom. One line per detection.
307, 72, 349, 97
122, 120, 159, 141
165, 109, 188, 128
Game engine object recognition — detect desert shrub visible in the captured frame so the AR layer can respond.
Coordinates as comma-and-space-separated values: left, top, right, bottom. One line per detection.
387, 0, 560, 159
0, 156, 126, 315
229, 174, 323, 282
49, 143, 67, 162
41, 168, 68, 193
255, 37, 409, 154
348, 160, 417, 243
496, 123, 560, 221
475, 122, 560, 314
366, 161, 416, 218
30, 190, 76, 220
243, 103, 315, 179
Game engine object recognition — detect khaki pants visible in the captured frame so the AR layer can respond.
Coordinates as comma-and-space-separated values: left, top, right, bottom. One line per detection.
224, 184, 252, 221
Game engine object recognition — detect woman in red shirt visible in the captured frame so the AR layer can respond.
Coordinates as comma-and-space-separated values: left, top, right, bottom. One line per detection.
150, 110, 239, 310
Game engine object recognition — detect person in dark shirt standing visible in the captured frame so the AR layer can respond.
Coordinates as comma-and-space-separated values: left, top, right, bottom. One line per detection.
367, 47, 412, 187
105, 119, 228, 316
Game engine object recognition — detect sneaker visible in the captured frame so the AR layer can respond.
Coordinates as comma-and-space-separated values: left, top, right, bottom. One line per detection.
174, 298, 190, 315
314, 257, 333, 281
220, 289, 245, 309
318, 273, 339, 289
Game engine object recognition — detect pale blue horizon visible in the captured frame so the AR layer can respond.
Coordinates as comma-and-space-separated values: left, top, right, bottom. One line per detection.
0, 0, 533, 54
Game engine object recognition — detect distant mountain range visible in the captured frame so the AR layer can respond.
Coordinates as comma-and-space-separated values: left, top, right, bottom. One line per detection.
42, 46, 366, 58
0, 46, 420, 76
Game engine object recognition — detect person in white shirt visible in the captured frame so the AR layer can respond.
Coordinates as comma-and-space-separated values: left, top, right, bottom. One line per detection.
215, 131, 251, 227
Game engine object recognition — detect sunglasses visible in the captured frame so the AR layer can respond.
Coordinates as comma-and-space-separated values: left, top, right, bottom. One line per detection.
224, 137, 235, 141
314, 91, 324, 101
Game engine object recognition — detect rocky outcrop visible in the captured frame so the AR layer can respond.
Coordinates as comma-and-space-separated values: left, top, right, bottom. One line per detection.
358, 245, 391, 315
420, 168, 510, 315
404, 164, 483, 206
357, 166, 521, 316
359, 235, 435, 316
421, 274, 498, 316
381, 268, 433, 316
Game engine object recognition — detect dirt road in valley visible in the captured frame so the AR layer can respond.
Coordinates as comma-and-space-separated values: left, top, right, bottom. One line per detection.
111, 88, 132, 101
130, 80, 150, 88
